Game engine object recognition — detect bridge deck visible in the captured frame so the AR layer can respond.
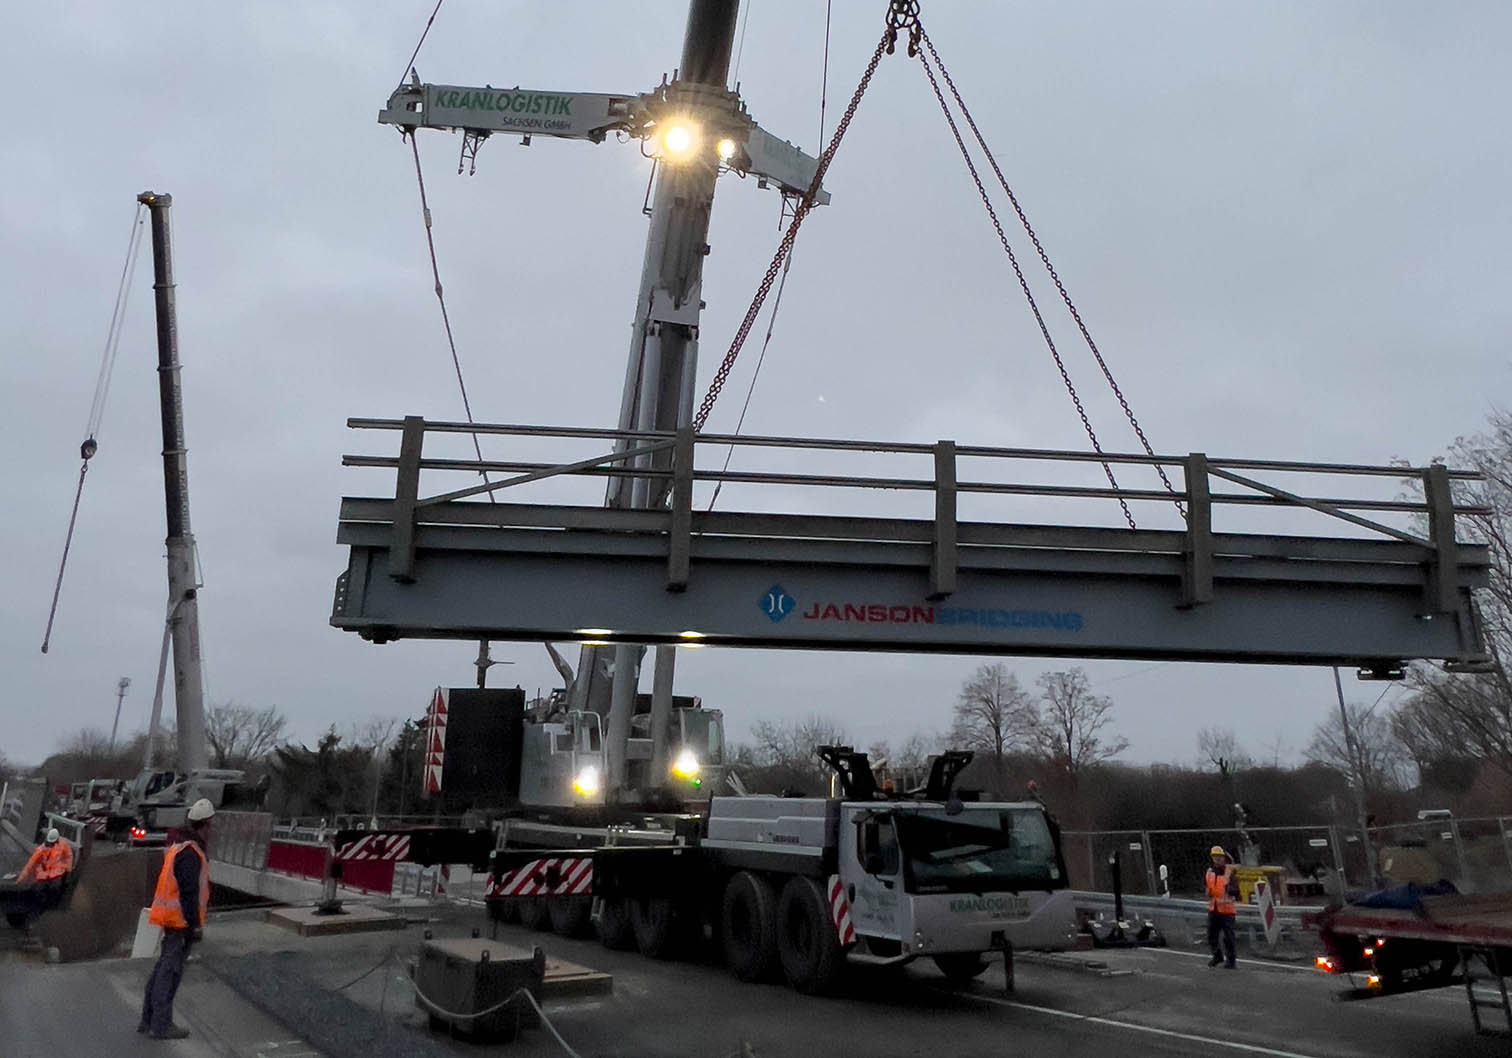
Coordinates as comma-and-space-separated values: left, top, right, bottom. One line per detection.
330, 419, 1490, 669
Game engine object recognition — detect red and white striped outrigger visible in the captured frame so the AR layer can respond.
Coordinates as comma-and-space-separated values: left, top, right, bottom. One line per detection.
335, 833, 413, 862
486, 855, 595, 899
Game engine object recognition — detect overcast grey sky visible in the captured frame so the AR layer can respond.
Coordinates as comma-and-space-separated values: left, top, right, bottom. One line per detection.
3, 2, 1508, 772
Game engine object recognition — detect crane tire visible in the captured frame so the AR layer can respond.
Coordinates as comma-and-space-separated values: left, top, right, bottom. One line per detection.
596, 896, 636, 950
630, 896, 681, 959
721, 871, 779, 982
517, 896, 551, 932
776, 876, 845, 994
548, 895, 593, 937
933, 953, 989, 982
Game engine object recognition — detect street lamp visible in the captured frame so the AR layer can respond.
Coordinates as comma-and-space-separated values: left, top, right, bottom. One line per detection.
109, 676, 131, 754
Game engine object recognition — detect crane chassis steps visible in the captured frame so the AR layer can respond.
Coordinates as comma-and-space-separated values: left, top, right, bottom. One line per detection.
331, 418, 1490, 670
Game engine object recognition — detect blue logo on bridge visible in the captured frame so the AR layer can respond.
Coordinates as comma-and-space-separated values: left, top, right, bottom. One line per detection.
759, 584, 796, 623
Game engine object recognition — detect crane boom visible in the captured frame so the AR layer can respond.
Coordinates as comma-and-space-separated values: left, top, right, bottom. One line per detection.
138, 191, 208, 774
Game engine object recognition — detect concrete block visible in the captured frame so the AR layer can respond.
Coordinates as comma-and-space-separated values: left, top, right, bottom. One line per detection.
266, 905, 406, 937
129, 908, 161, 959
541, 955, 613, 998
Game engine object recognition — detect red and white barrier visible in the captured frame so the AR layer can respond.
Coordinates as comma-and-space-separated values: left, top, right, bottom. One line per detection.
828, 874, 856, 946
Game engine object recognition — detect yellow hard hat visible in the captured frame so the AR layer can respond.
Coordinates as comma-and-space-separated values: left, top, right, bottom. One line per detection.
1209, 845, 1228, 857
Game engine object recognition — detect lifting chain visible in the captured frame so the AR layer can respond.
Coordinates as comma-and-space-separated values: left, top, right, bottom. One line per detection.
914, 25, 1185, 523
693, 11, 902, 432
913, 40, 1138, 529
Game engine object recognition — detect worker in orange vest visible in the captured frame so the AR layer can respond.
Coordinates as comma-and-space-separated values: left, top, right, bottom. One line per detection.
15, 827, 74, 915
1205, 844, 1239, 969
138, 798, 214, 1040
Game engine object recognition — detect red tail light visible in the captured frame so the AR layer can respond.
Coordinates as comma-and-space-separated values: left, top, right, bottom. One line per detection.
131, 826, 147, 839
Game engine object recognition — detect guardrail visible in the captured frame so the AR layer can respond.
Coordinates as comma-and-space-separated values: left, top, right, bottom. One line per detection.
1070, 890, 1315, 949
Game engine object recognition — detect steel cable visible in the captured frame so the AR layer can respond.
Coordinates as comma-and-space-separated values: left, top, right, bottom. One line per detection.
917, 27, 1184, 519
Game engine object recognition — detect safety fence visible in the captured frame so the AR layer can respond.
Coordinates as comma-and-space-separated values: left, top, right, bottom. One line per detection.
211, 811, 467, 897
1064, 816, 1512, 900
207, 810, 273, 870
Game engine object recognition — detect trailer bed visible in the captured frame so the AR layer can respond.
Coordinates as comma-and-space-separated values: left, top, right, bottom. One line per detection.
1313, 892, 1512, 947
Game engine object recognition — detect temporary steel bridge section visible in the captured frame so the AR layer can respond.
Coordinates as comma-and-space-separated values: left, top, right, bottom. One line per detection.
330, 417, 1490, 671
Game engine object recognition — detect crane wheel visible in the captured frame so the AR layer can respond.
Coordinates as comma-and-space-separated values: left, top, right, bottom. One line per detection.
776, 876, 844, 994
517, 896, 551, 932
630, 896, 681, 959
721, 871, 779, 982
548, 895, 593, 937
596, 897, 636, 950
933, 953, 989, 982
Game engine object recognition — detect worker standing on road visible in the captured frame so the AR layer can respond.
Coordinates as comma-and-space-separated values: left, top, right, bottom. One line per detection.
16, 828, 74, 913
1205, 845, 1239, 969
139, 798, 215, 1040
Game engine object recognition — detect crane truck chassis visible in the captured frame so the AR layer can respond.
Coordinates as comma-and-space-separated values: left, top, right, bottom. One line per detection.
477, 748, 1077, 994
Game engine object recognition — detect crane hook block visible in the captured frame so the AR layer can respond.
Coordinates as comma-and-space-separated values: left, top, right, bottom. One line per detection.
80, 437, 98, 461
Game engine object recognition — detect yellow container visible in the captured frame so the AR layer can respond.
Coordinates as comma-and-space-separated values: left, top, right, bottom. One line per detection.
1233, 865, 1286, 905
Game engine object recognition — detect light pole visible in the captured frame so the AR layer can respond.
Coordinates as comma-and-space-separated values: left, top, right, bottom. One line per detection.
1332, 667, 1379, 887
109, 676, 131, 754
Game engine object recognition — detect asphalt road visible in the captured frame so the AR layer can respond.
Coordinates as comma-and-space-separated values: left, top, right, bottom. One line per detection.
0, 949, 325, 1058
3, 903, 1506, 1058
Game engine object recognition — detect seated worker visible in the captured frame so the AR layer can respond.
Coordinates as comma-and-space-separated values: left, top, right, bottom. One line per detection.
17, 828, 75, 913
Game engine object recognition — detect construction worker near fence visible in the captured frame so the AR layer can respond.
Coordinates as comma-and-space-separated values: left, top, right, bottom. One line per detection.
16, 827, 74, 914
139, 798, 215, 1040
1205, 844, 1239, 969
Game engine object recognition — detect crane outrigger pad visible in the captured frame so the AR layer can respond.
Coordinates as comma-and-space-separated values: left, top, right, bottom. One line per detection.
330, 418, 1490, 669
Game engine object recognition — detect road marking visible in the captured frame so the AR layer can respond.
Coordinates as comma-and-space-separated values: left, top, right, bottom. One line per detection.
961, 992, 1327, 1058
1144, 948, 1315, 973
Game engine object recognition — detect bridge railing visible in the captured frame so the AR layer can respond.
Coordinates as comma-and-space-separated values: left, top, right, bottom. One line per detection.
342, 416, 1489, 616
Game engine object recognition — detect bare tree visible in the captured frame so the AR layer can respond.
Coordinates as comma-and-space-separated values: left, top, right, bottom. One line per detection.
750, 715, 848, 769
1396, 410, 1512, 777
1197, 727, 1249, 777
1305, 701, 1408, 799
1032, 668, 1129, 777
205, 703, 288, 769
949, 663, 1035, 766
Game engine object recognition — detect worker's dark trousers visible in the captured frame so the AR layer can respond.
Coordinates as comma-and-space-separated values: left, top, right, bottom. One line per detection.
141, 929, 192, 1032
1207, 911, 1236, 967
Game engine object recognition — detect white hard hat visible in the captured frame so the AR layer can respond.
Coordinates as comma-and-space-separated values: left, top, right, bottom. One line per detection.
186, 798, 216, 823
45, 828, 60, 844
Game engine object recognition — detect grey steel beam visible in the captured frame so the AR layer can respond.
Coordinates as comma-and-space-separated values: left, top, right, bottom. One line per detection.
1423, 463, 1460, 615
348, 418, 1480, 479
667, 427, 695, 591
929, 440, 957, 601
1181, 452, 1213, 608
336, 497, 1488, 569
331, 538, 1483, 666
388, 415, 424, 583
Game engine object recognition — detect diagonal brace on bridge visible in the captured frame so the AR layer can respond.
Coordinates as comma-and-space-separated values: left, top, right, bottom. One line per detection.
331, 418, 1491, 670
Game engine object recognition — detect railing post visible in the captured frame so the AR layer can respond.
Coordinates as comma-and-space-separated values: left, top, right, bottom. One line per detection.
929, 440, 958, 601
388, 415, 425, 582
1181, 453, 1213, 608
1423, 463, 1459, 615
667, 427, 695, 592
1141, 831, 1158, 895
1328, 826, 1348, 890
1449, 817, 1471, 888
1500, 817, 1512, 883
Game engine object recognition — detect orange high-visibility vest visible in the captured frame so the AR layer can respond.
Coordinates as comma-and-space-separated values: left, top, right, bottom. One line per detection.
1205, 866, 1236, 915
18, 841, 72, 883
147, 842, 209, 929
